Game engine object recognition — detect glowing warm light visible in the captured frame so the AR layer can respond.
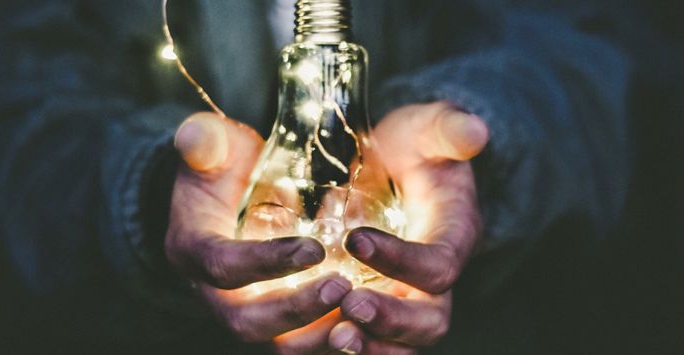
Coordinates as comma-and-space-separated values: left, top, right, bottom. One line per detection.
284, 274, 301, 289
333, 202, 344, 217
294, 178, 310, 189
285, 131, 298, 142
274, 177, 297, 191
297, 220, 315, 235
294, 60, 321, 85
384, 207, 407, 230
341, 70, 352, 84
300, 100, 323, 123
339, 63, 352, 84
403, 200, 430, 241
160, 44, 178, 61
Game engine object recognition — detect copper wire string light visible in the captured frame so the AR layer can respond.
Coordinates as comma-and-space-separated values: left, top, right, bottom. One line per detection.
160, 0, 406, 293
161, 0, 227, 118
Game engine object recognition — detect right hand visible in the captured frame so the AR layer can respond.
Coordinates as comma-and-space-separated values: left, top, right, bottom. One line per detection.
165, 112, 352, 349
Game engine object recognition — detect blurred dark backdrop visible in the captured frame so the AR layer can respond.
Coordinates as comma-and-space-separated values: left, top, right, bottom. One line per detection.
444, 1, 684, 353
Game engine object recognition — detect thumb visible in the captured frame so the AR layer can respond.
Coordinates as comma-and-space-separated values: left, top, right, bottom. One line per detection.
174, 112, 231, 172
422, 102, 489, 161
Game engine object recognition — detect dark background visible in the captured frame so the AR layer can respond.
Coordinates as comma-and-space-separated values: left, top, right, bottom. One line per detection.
1, 1, 682, 354
442, 2, 684, 352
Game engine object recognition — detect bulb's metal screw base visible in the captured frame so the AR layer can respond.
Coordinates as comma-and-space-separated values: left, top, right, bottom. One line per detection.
295, 0, 352, 44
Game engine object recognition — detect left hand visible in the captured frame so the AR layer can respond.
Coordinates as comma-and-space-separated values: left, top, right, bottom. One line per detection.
273, 102, 489, 354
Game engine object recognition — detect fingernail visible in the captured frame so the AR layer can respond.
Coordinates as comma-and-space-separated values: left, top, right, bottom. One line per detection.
291, 246, 323, 268
348, 299, 376, 323
319, 279, 351, 305
331, 326, 362, 354
341, 339, 363, 354
346, 233, 375, 260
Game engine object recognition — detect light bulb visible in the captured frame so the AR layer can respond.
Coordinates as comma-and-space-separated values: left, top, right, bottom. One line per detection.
235, 0, 405, 294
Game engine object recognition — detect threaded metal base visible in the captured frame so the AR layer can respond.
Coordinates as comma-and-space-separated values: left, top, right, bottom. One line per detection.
295, 0, 352, 44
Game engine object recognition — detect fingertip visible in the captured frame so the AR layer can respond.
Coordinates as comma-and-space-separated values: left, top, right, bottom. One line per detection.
286, 236, 326, 268
318, 274, 353, 306
175, 112, 230, 172
461, 113, 490, 157
319, 271, 353, 289
435, 110, 490, 161
345, 227, 380, 261
329, 321, 363, 354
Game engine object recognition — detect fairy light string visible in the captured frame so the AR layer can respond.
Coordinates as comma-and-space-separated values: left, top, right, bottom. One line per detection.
162, 0, 365, 234
161, 0, 227, 118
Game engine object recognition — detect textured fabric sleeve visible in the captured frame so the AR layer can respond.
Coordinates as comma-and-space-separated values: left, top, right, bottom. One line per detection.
376, 12, 631, 255
0, 0, 206, 334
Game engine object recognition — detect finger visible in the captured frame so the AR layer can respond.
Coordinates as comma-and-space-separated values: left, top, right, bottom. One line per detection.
201, 274, 352, 342
167, 234, 325, 289
427, 102, 489, 161
329, 321, 417, 355
345, 227, 460, 294
340, 288, 450, 347
174, 112, 263, 172
374, 102, 489, 177
272, 309, 344, 355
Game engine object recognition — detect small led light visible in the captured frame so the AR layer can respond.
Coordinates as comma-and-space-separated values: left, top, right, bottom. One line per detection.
285, 131, 298, 142
384, 207, 407, 230
300, 100, 323, 123
341, 70, 352, 84
294, 178, 310, 188
274, 177, 297, 190
160, 44, 178, 61
333, 201, 344, 217
297, 220, 314, 235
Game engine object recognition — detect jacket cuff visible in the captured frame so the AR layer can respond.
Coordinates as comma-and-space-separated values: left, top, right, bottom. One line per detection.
101, 104, 208, 317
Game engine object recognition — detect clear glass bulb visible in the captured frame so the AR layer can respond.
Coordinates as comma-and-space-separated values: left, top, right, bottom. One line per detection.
234, 1, 405, 295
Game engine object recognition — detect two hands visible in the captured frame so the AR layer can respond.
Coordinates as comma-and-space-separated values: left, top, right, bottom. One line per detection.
165, 102, 489, 354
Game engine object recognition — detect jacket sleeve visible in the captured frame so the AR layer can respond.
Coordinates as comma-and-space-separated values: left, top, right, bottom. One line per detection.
375, 9, 632, 289
0, 0, 205, 337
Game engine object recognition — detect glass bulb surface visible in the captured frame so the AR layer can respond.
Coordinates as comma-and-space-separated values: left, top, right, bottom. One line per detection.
235, 42, 404, 294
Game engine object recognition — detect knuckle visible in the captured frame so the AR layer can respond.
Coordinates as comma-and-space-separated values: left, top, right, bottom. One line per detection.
381, 316, 405, 339
282, 307, 309, 327
427, 252, 459, 294
226, 309, 260, 343
204, 253, 233, 286
431, 264, 459, 294
427, 314, 450, 345
283, 294, 311, 326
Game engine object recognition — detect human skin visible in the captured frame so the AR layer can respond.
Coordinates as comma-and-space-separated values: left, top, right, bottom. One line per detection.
165, 101, 489, 354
